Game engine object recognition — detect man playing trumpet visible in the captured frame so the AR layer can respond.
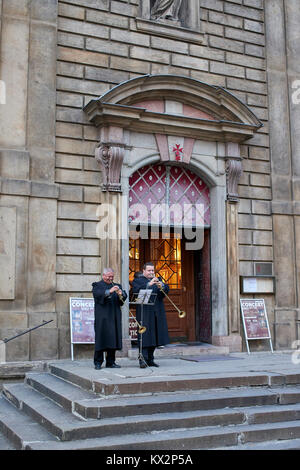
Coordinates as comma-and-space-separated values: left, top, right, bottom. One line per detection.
92, 268, 127, 369
132, 262, 170, 368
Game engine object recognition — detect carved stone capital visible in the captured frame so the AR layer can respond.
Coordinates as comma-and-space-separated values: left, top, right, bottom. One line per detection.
95, 143, 125, 192
225, 158, 243, 203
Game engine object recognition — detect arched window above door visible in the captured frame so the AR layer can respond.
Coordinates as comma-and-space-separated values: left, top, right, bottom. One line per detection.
129, 164, 210, 227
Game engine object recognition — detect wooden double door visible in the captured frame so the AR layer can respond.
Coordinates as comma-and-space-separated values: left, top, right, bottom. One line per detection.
129, 230, 211, 342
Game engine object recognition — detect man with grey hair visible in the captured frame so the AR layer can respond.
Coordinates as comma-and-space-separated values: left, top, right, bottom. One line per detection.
92, 268, 127, 369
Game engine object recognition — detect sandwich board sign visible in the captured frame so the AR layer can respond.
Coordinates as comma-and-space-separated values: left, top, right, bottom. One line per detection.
240, 299, 273, 354
69, 297, 95, 360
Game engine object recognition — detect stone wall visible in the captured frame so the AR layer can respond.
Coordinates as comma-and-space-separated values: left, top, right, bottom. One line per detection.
55, 0, 273, 351
1, 0, 298, 360
265, 0, 300, 349
0, 0, 58, 360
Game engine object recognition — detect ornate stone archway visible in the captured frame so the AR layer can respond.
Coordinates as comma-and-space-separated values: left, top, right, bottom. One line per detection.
84, 74, 262, 351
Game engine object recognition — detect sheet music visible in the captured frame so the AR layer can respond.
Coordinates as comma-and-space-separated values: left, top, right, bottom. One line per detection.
135, 289, 153, 304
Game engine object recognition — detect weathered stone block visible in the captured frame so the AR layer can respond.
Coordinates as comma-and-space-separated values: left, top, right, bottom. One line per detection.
57, 61, 84, 78
152, 36, 188, 54
31, 182, 59, 199
1, 329, 29, 362
209, 36, 244, 53
56, 168, 100, 186
57, 238, 100, 256
83, 257, 101, 274
56, 154, 83, 170
1, 179, 30, 196
27, 22, 57, 153
85, 37, 128, 57
57, 256, 82, 274
274, 310, 297, 349
252, 200, 271, 215
225, 26, 265, 45
2, 0, 30, 16
58, 2, 85, 20
273, 215, 296, 308
110, 56, 151, 74
172, 54, 208, 71
131, 46, 170, 64
58, 202, 99, 221
210, 61, 245, 78
56, 274, 98, 292
57, 220, 82, 238
0, 341, 5, 363
27, 198, 57, 313
30, 328, 58, 360
253, 230, 273, 246
59, 184, 83, 202
0, 207, 16, 300
0, 150, 30, 180
86, 8, 129, 27
58, 17, 109, 39
56, 91, 84, 108
0, 17, 29, 147
58, 46, 108, 67
60, 0, 108, 10
57, 31, 85, 49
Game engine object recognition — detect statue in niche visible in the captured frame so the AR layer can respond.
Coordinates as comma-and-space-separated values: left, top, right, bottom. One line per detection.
150, 0, 182, 22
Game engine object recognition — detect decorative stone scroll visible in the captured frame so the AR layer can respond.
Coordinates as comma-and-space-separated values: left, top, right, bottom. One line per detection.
95, 143, 125, 192
225, 143, 243, 203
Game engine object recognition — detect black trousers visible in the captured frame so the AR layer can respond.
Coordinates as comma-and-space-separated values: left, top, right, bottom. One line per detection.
94, 349, 116, 366
141, 346, 155, 363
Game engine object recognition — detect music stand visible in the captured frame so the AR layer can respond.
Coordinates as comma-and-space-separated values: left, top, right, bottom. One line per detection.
130, 290, 157, 368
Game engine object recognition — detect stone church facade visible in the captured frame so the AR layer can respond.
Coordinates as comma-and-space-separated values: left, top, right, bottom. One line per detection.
0, 0, 299, 361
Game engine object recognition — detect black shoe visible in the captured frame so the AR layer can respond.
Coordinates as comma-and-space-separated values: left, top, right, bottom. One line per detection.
94, 363, 102, 370
147, 361, 159, 367
106, 363, 121, 368
139, 362, 147, 368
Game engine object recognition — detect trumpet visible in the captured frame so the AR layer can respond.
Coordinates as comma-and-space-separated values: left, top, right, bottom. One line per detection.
151, 276, 186, 319
113, 284, 147, 334
129, 314, 147, 335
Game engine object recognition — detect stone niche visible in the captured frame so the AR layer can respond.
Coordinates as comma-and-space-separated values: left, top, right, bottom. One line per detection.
137, 0, 203, 43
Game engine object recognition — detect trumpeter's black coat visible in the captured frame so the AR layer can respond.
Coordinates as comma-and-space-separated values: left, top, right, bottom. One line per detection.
92, 280, 127, 352
131, 276, 170, 348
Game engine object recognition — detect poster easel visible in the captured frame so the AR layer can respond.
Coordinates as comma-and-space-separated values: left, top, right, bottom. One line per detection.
69, 297, 95, 360
240, 298, 273, 354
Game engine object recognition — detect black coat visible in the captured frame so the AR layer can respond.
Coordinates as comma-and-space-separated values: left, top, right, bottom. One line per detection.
92, 280, 127, 352
131, 276, 170, 348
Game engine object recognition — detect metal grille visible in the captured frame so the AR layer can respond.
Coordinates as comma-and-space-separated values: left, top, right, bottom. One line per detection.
129, 164, 210, 227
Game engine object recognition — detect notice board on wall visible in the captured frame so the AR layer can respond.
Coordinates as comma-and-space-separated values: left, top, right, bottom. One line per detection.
69, 297, 95, 359
240, 299, 273, 354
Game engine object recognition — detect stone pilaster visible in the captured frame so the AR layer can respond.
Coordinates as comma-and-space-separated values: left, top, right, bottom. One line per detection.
225, 143, 242, 350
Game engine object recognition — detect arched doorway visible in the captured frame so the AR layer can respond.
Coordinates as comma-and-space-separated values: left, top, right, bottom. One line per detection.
128, 163, 211, 343
85, 73, 262, 352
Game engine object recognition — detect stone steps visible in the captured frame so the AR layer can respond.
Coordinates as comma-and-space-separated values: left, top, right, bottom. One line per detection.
1, 368, 300, 449
21, 421, 300, 450
48, 361, 290, 396
23, 372, 298, 419
0, 396, 57, 450
1, 360, 300, 450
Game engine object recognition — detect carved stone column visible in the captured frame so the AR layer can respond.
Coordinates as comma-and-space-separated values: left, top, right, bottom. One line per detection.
225, 143, 242, 351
